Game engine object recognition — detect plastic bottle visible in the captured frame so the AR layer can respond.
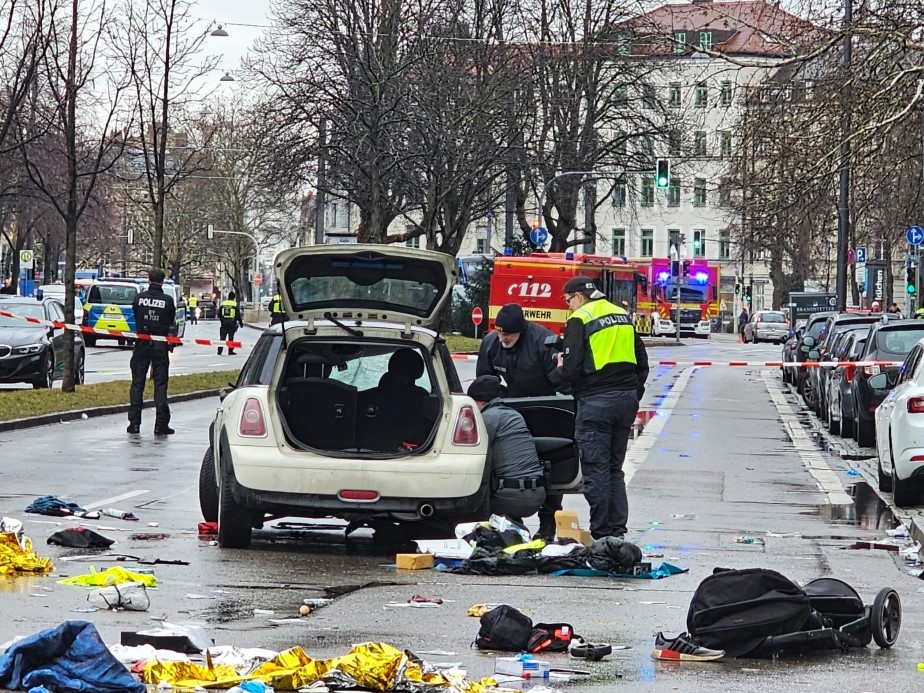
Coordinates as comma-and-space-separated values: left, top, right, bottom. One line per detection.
735, 536, 756, 544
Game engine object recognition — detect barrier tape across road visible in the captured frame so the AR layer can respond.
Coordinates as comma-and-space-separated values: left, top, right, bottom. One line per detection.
0, 309, 243, 349
450, 353, 904, 368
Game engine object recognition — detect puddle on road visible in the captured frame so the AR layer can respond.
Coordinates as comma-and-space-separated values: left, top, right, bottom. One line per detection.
800, 482, 899, 534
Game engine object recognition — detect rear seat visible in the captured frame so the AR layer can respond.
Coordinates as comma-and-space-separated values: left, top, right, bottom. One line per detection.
281, 377, 358, 450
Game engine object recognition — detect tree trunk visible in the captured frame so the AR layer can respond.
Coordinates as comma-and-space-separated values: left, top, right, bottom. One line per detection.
61, 0, 79, 394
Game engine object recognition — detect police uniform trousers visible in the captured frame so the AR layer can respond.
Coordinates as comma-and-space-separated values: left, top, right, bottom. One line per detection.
129, 341, 170, 427
575, 389, 639, 538
492, 486, 546, 526
219, 320, 238, 342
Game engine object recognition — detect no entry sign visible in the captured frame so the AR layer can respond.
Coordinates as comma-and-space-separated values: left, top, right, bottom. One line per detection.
471, 307, 484, 326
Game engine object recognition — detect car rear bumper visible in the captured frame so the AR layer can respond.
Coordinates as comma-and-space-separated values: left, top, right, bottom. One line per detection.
894, 448, 924, 483
756, 330, 788, 341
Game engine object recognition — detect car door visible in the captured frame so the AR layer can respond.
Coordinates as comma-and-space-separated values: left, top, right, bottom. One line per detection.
884, 344, 924, 459
503, 396, 581, 492
48, 301, 67, 377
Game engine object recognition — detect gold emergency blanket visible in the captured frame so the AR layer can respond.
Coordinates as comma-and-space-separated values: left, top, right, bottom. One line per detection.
0, 531, 54, 576
143, 642, 499, 691
57, 565, 157, 587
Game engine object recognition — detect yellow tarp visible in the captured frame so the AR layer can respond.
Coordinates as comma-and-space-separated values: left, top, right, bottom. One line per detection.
57, 565, 156, 587
0, 531, 54, 576
143, 642, 500, 692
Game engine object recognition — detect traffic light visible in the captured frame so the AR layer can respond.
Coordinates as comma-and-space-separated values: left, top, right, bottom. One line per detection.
745, 284, 753, 303
682, 260, 692, 277
671, 260, 680, 277
907, 266, 916, 295
734, 283, 741, 295
655, 159, 670, 189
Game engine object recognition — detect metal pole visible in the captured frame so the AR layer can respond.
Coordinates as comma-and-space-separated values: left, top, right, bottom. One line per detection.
314, 119, 326, 245
505, 168, 515, 251
676, 234, 685, 344
583, 178, 596, 254
835, 0, 852, 311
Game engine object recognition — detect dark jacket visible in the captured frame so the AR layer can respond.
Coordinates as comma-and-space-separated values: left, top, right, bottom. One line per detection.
132, 283, 176, 337
480, 399, 543, 482
476, 321, 562, 397
558, 299, 649, 399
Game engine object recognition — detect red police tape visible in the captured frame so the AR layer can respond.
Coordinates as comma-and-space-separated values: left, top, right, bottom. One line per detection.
449, 353, 903, 368
0, 309, 243, 349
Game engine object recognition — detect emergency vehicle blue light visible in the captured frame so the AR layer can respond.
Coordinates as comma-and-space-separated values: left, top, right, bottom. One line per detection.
565, 252, 574, 260
657, 271, 670, 282
695, 272, 709, 283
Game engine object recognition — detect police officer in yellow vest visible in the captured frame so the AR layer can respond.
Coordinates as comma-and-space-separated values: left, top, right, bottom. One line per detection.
187, 294, 198, 324
217, 291, 244, 355
269, 293, 285, 326
555, 275, 649, 540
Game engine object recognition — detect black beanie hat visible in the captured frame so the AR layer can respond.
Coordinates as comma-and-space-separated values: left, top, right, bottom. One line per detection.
468, 375, 503, 401
495, 303, 526, 333
563, 275, 598, 295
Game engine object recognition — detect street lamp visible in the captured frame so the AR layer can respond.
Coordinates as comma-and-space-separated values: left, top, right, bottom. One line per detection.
206, 225, 261, 315
219, 72, 235, 82
210, 25, 229, 37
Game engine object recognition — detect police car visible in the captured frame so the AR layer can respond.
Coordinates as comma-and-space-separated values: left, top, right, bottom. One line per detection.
82, 277, 187, 347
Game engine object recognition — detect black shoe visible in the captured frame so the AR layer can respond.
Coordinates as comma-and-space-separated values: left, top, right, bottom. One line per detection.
217, 347, 223, 355
534, 525, 556, 543
651, 632, 725, 661
126, 424, 140, 434
228, 350, 236, 355
154, 426, 175, 436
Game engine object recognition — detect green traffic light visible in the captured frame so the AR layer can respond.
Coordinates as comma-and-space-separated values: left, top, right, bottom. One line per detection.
909, 284, 916, 295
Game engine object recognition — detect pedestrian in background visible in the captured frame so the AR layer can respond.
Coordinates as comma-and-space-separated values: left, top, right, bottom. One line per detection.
738, 308, 749, 342
468, 375, 546, 526
555, 276, 648, 540
217, 291, 243, 355
269, 293, 286, 326
0, 277, 15, 294
187, 294, 198, 324
887, 303, 903, 318
476, 303, 564, 541
127, 268, 176, 435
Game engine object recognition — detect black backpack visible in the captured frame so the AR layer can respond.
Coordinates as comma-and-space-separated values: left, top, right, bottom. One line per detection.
476, 606, 575, 653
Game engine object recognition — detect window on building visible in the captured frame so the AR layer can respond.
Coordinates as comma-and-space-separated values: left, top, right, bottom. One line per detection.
614, 85, 628, 104
718, 230, 730, 259
720, 131, 732, 158
693, 178, 707, 206
641, 176, 655, 207
668, 130, 681, 156
642, 83, 657, 109
694, 131, 707, 156
693, 229, 706, 258
612, 229, 626, 256
667, 177, 680, 207
617, 35, 631, 55
673, 32, 686, 53
668, 83, 681, 108
615, 132, 627, 159
640, 228, 654, 257
695, 83, 708, 107
698, 32, 713, 51
475, 238, 488, 254
639, 135, 654, 164
406, 236, 421, 248
718, 180, 731, 206
612, 181, 627, 207
720, 81, 733, 106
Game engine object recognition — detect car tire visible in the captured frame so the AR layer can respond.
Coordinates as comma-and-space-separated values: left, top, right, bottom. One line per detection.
84, 335, 96, 347
827, 404, 840, 435
218, 462, 252, 549
841, 402, 854, 438
857, 416, 875, 448
199, 447, 218, 522
877, 448, 893, 493
75, 350, 85, 385
32, 352, 54, 389
891, 451, 918, 507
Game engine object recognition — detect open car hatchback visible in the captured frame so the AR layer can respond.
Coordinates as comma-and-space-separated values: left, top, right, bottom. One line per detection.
199, 245, 582, 548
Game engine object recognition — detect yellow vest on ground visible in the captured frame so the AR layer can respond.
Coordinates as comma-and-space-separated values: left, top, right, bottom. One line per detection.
572, 298, 636, 372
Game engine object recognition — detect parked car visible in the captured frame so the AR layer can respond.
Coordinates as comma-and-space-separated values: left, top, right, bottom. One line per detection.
873, 340, 924, 506
37, 284, 84, 325
850, 318, 924, 447
197, 298, 217, 320
781, 326, 804, 385
743, 310, 789, 344
198, 245, 582, 548
794, 311, 838, 404
826, 332, 868, 437
0, 295, 85, 388
810, 315, 879, 417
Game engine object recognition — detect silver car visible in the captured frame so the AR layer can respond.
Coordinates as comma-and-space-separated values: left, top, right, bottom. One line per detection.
744, 310, 790, 344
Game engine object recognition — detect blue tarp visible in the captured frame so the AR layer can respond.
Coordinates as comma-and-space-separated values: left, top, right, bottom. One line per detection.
0, 621, 144, 693
551, 561, 688, 580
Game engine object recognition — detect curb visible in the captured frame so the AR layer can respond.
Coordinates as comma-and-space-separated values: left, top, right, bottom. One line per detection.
0, 388, 224, 434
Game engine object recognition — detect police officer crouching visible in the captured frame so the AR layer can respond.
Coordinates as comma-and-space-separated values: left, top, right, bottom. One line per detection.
555, 275, 649, 540
468, 375, 546, 526
127, 268, 177, 435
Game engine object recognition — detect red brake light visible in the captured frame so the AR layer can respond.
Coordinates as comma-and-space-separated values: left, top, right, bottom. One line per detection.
844, 365, 855, 383
239, 397, 267, 437
338, 490, 380, 501
453, 405, 480, 445
908, 397, 924, 414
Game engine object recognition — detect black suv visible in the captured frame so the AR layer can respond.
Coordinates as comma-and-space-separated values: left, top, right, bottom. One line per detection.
850, 318, 924, 446
808, 314, 879, 417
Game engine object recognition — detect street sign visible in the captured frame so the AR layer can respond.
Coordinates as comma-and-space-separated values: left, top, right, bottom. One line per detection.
471, 306, 484, 326
253, 274, 263, 286
855, 246, 867, 264
907, 226, 924, 246
529, 226, 548, 245
847, 248, 856, 265
19, 250, 33, 269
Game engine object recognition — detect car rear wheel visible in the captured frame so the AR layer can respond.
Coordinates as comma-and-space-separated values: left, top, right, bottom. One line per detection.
877, 443, 893, 493
218, 462, 253, 548
32, 352, 54, 389
84, 335, 96, 347
199, 447, 218, 522
891, 451, 919, 507
827, 402, 840, 435
857, 415, 875, 448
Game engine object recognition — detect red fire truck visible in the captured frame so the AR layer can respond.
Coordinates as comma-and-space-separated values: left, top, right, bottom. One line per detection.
630, 258, 720, 337
488, 253, 643, 334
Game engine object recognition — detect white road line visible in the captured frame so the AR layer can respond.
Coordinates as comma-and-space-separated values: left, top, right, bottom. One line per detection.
625, 366, 698, 486
764, 375, 853, 507
84, 489, 150, 510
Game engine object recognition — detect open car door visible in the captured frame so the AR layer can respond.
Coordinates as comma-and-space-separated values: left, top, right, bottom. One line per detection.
504, 396, 581, 492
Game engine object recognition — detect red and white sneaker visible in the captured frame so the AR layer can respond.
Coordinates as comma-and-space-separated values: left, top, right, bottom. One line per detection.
651, 632, 725, 661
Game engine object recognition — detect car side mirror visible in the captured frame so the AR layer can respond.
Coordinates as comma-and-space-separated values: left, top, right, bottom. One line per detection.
802, 336, 816, 346
808, 349, 820, 359
868, 373, 888, 389
800, 345, 810, 353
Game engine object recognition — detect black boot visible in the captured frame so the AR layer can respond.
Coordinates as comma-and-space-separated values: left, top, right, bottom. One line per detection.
217, 347, 223, 355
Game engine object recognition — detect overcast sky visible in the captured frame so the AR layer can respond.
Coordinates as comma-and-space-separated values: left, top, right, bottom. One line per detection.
191, 0, 272, 75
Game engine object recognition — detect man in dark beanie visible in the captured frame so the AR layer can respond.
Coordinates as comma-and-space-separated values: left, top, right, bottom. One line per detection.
556, 275, 648, 540
467, 375, 546, 526
476, 302, 564, 541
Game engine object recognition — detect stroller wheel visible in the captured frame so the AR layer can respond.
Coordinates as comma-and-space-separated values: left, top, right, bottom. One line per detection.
871, 588, 901, 648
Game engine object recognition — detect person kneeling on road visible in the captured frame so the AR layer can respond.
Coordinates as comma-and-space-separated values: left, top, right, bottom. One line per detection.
468, 375, 546, 527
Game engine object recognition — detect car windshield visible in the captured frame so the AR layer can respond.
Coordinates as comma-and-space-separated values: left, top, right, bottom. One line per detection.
875, 328, 924, 356
0, 303, 44, 326
666, 285, 705, 302
87, 284, 138, 306
759, 312, 786, 323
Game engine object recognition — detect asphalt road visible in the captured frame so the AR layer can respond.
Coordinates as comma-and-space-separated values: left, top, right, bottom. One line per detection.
1, 335, 923, 692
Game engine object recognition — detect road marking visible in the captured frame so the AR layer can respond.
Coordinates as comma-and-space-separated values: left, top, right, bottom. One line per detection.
625, 366, 698, 486
84, 489, 150, 510
764, 375, 853, 507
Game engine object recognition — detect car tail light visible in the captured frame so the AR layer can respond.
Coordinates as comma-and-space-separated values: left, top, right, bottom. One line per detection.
908, 397, 924, 414
844, 365, 855, 383
453, 405, 480, 446
910, 455, 924, 462
339, 490, 380, 502
862, 365, 880, 376
238, 397, 267, 437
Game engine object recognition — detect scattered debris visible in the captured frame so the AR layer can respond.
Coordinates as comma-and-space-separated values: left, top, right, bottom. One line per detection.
129, 533, 169, 541
0, 519, 54, 576
101, 508, 140, 521
59, 565, 157, 588
47, 527, 115, 548
734, 536, 764, 545
89, 582, 151, 611
24, 496, 99, 519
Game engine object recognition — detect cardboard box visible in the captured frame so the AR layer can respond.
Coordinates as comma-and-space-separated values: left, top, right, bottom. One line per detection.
395, 553, 434, 570
494, 656, 550, 678
554, 511, 592, 546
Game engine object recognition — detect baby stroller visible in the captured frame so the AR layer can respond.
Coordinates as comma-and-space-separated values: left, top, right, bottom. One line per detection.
686, 568, 901, 657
